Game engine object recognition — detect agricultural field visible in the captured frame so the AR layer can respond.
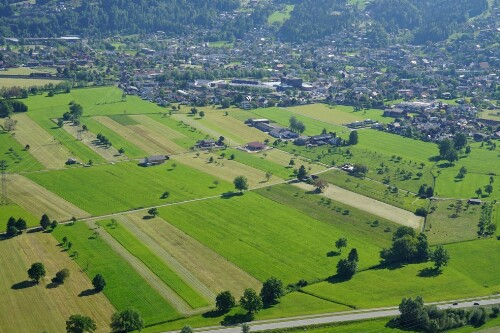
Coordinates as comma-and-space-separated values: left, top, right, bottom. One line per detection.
159, 190, 393, 284
0, 233, 115, 333
0, 131, 43, 172
285, 104, 393, 125
435, 171, 499, 200
25, 161, 233, 215
8, 174, 90, 222
0, 77, 63, 88
268, 4, 295, 25
0, 67, 57, 75
0, 202, 39, 228
52, 222, 180, 325
425, 200, 483, 244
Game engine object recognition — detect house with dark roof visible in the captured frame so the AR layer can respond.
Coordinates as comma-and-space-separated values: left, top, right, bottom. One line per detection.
139, 155, 169, 167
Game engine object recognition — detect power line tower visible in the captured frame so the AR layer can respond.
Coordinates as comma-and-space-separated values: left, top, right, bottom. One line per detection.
0, 160, 7, 205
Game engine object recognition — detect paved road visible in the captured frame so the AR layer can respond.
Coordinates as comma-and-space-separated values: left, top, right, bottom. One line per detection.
177, 297, 500, 333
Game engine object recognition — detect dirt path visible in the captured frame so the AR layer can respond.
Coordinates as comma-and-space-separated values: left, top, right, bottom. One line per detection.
293, 182, 423, 229
84, 220, 201, 315
62, 121, 125, 162
116, 214, 216, 302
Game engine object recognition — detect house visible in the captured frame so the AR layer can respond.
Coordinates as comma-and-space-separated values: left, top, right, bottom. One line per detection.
140, 155, 169, 166
195, 139, 216, 149
383, 108, 406, 118
245, 142, 267, 151
468, 199, 482, 205
309, 134, 333, 146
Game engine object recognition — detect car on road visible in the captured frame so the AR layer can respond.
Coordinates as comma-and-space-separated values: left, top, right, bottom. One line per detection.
473, 302, 480, 306
452, 303, 458, 306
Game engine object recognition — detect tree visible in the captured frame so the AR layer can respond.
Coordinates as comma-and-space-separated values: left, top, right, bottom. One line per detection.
313, 178, 328, 192
118, 148, 125, 155
398, 296, 428, 330
69, 103, 83, 120
180, 326, 193, 333
260, 277, 284, 305
348, 248, 359, 262
438, 139, 453, 159
66, 314, 97, 333
15, 218, 27, 233
335, 237, 347, 253
199, 111, 205, 118
297, 165, 307, 180
55, 268, 70, 284
92, 274, 106, 292
444, 148, 458, 164
241, 323, 251, 333
3, 118, 17, 131
465, 145, 471, 155
233, 175, 248, 192
453, 133, 467, 150
58, 118, 64, 128
288, 159, 295, 167
40, 213, 51, 230
265, 171, 273, 182
476, 188, 483, 198
336, 258, 357, 279
110, 309, 144, 333
6, 225, 18, 238
485, 184, 493, 196
352, 164, 368, 176
51, 220, 58, 230
348, 130, 359, 145
240, 288, 263, 314
431, 245, 450, 271
215, 291, 235, 313
147, 207, 158, 217
28, 262, 46, 283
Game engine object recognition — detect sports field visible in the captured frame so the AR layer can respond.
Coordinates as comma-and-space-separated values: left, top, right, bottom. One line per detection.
25, 162, 233, 215
0, 233, 115, 333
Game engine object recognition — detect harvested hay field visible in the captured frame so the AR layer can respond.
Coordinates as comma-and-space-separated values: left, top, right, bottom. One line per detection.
173, 152, 285, 188
119, 213, 261, 298
8, 174, 90, 221
293, 182, 423, 229
12, 113, 72, 169
0, 233, 115, 333
94, 116, 184, 155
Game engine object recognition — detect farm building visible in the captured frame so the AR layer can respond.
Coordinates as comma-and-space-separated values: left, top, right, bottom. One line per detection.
139, 155, 169, 167
245, 142, 267, 152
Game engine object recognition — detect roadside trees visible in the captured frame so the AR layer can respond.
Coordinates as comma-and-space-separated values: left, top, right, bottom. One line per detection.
215, 291, 235, 313
110, 309, 144, 333
240, 288, 263, 314
260, 277, 284, 306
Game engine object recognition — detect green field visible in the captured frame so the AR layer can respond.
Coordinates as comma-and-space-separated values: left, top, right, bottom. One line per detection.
0, 202, 39, 228
435, 171, 499, 200
147, 114, 209, 149
52, 223, 180, 324
268, 4, 295, 24
26, 161, 233, 215
286, 104, 393, 125
304, 238, 500, 309
103, 221, 208, 308
159, 190, 392, 284
0, 131, 43, 172
81, 117, 147, 158
224, 149, 298, 180
0, 77, 64, 88
425, 200, 483, 244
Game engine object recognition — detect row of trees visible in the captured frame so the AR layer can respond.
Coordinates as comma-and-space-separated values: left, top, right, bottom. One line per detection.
66, 308, 144, 333
0, 99, 28, 118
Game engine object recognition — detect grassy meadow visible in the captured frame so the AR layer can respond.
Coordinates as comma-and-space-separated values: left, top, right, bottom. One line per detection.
52, 222, 180, 324
0, 202, 39, 228
0, 131, 43, 172
25, 161, 233, 215
102, 221, 209, 309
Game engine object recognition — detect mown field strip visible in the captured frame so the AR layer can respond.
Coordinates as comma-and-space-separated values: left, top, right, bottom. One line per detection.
293, 182, 423, 229
8, 174, 90, 221
0, 233, 115, 333
117, 215, 216, 302
129, 124, 186, 154
129, 115, 187, 139
94, 116, 182, 155
12, 113, 72, 169
62, 121, 125, 162
122, 212, 261, 298
173, 152, 284, 188
85, 220, 193, 315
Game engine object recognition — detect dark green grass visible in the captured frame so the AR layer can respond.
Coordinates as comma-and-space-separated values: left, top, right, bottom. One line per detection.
52, 222, 180, 324
103, 221, 208, 308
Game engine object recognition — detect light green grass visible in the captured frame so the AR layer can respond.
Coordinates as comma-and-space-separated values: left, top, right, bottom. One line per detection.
206, 41, 234, 48
248, 107, 345, 136
425, 200, 483, 245
268, 4, 295, 25
0, 131, 43, 172
25, 161, 233, 215
304, 238, 500, 309
0, 202, 39, 228
224, 149, 296, 179
287, 104, 392, 125
435, 171, 499, 200
81, 117, 146, 158
52, 222, 180, 324
159, 190, 392, 284
102, 221, 208, 308
146, 114, 208, 149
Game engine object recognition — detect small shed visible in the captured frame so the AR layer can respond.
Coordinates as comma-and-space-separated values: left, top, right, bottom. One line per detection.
468, 199, 482, 205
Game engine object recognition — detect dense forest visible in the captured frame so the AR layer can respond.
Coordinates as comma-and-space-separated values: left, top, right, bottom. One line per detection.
0, 0, 491, 44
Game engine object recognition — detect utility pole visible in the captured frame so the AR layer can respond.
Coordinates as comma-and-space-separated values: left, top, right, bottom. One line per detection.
0, 160, 7, 205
